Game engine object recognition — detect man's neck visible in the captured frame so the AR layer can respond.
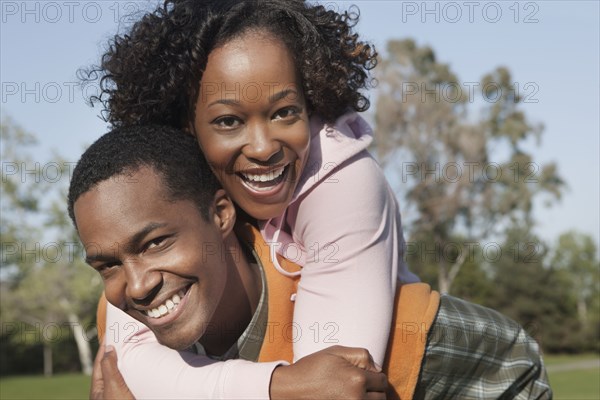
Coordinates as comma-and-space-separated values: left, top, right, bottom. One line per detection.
199, 233, 262, 356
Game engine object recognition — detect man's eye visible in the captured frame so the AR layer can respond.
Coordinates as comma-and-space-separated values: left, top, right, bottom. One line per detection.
273, 107, 300, 121
213, 116, 241, 129
98, 261, 119, 272
147, 236, 166, 250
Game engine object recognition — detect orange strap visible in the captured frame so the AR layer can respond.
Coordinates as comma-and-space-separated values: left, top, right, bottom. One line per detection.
384, 283, 440, 400
96, 292, 107, 345
234, 221, 301, 363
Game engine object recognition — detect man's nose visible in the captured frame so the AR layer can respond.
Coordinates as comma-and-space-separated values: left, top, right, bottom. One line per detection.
123, 260, 162, 305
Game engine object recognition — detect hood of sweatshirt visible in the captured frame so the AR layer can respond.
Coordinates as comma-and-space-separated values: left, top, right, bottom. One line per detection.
259, 112, 374, 273
291, 112, 374, 205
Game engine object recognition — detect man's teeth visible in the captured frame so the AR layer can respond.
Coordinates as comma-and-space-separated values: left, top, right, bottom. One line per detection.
146, 290, 184, 319
242, 166, 285, 182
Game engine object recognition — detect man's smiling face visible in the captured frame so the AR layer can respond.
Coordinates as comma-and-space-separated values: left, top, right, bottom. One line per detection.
74, 166, 228, 350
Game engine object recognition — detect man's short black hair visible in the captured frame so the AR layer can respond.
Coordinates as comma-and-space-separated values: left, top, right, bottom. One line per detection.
67, 125, 220, 227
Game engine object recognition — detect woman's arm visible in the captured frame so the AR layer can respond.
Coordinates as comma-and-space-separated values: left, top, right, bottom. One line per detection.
104, 302, 386, 399
289, 150, 416, 364
105, 302, 282, 399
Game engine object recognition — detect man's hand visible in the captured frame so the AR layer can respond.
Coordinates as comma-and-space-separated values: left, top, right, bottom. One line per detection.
90, 345, 135, 400
270, 345, 388, 399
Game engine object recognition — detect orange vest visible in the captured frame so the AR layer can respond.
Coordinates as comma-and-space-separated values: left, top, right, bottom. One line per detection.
97, 222, 440, 399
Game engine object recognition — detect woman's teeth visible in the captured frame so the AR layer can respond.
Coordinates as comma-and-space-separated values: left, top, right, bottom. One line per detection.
146, 290, 184, 319
242, 166, 285, 183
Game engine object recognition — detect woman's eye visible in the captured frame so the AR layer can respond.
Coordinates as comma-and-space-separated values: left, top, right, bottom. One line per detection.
273, 107, 299, 120
213, 116, 241, 129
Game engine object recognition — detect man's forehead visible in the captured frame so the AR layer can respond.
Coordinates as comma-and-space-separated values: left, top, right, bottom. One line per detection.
78, 166, 167, 204
74, 168, 168, 236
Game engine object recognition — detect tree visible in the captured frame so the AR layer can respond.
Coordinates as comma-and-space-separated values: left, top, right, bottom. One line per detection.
551, 232, 600, 331
1, 117, 43, 278
488, 225, 583, 353
374, 39, 564, 293
3, 242, 100, 376
0, 118, 101, 376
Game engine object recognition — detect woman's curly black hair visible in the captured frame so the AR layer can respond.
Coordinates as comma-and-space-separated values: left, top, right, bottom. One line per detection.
83, 0, 377, 128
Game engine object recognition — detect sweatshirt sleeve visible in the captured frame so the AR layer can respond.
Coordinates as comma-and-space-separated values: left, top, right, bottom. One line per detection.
105, 302, 286, 399
289, 150, 418, 365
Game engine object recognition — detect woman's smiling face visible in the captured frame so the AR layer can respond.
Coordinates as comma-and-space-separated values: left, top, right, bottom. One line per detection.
193, 31, 310, 221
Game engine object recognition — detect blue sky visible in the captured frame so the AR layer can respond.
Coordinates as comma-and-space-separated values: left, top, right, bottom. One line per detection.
1, 0, 598, 248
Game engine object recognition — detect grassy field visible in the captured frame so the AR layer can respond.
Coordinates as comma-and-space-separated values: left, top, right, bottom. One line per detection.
0, 355, 598, 399
0, 373, 90, 400
549, 368, 600, 400
544, 353, 600, 400
543, 352, 600, 366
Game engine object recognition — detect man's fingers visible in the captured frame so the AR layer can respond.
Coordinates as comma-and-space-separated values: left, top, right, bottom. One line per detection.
101, 346, 135, 400
364, 370, 388, 393
90, 345, 106, 400
100, 346, 120, 377
364, 391, 387, 400
93, 344, 106, 375
325, 346, 381, 372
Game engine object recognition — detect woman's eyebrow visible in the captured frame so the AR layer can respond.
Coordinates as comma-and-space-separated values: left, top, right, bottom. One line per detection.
206, 88, 299, 108
208, 98, 240, 108
269, 88, 298, 103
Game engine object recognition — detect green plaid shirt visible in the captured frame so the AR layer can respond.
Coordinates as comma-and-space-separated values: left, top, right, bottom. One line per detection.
414, 295, 552, 399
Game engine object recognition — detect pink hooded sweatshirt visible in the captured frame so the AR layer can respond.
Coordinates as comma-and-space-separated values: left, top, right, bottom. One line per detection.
104, 113, 419, 399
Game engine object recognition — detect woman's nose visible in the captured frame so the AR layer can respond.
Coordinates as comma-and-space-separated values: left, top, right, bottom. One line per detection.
242, 123, 283, 163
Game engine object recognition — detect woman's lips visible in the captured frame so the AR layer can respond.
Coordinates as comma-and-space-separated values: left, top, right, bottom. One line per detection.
237, 165, 290, 194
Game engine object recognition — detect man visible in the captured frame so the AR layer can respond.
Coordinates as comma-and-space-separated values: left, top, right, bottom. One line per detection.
69, 125, 551, 399
69, 125, 387, 399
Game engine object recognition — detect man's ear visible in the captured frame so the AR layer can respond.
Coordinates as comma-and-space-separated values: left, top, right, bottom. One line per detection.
212, 189, 236, 239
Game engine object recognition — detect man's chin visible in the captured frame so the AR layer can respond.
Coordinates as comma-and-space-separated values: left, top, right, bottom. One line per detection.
154, 328, 203, 351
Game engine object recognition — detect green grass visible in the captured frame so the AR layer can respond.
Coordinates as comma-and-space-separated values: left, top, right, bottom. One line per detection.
544, 353, 600, 399
0, 373, 90, 400
543, 353, 599, 366
548, 367, 600, 400
0, 355, 598, 399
